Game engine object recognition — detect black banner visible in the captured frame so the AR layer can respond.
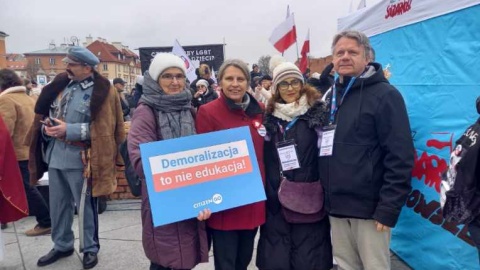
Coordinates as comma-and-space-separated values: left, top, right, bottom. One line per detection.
139, 44, 224, 74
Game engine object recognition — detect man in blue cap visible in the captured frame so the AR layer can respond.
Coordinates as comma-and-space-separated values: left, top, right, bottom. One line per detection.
27, 46, 125, 269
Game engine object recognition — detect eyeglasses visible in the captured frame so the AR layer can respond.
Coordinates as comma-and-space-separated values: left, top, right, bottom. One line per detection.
278, 79, 302, 91
160, 74, 186, 81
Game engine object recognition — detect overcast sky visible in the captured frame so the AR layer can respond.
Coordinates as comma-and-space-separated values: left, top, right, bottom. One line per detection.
1, 0, 381, 65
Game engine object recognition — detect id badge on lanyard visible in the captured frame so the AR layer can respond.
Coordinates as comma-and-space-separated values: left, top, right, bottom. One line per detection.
320, 77, 356, 157
276, 118, 301, 171
276, 139, 300, 171
318, 125, 336, 157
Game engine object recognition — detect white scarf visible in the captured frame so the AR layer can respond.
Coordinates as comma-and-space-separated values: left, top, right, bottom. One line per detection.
272, 95, 310, 121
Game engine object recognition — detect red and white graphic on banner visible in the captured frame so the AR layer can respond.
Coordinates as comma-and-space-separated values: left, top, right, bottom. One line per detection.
338, 0, 480, 37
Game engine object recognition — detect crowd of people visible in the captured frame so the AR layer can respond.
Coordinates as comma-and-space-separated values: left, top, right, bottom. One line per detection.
0, 29, 479, 270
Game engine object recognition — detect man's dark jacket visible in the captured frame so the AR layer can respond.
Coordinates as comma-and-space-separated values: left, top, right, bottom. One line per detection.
318, 62, 414, 228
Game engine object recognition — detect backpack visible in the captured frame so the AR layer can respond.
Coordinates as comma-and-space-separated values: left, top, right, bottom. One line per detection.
119, 139, 142, 197
119, 104, 157, 197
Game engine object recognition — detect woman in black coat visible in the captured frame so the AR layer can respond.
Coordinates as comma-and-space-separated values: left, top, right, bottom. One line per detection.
256, 61, 332, 270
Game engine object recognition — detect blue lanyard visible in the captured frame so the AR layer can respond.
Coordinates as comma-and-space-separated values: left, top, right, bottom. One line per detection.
278, 117, 299, 140
329, 77, 356, 124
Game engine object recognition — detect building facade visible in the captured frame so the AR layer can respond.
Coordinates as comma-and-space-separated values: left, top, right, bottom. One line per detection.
6, 53, 28, 79
22, 37, 141, 88
85, 36, 141, 91
0, 31, 8, 69
23, 43, 72, 84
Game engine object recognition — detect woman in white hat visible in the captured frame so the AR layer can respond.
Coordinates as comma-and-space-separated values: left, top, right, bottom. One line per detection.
128, 53, 211, 270
192, 79, 218, 109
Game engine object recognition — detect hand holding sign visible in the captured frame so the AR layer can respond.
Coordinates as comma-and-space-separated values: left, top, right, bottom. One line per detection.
197, 209, 211, 221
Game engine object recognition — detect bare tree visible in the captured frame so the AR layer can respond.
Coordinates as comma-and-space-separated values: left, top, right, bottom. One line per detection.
25, 60, 39, 80
257, 55, 271, 75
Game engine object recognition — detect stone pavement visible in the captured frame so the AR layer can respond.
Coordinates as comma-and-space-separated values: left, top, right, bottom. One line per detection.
1, 200, 412, 270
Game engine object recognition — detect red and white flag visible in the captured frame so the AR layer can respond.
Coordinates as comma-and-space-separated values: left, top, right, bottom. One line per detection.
269, 13, 297, 53
299, 30, 310, 73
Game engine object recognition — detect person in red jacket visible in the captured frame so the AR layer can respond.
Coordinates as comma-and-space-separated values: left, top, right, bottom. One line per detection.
195, 59, 266, 270
0, 115, 29, 228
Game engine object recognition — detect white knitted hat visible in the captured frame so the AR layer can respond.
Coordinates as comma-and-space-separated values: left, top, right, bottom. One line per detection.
148, 53, 187, 81
196, 79, 209, 88
272, 62, 304, 93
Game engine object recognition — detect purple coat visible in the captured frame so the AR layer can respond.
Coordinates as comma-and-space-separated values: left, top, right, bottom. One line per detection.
127, 103, 208, 269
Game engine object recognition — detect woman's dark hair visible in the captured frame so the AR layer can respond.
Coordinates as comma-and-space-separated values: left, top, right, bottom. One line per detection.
0, 69, 23, 91
266, 83, 321, 114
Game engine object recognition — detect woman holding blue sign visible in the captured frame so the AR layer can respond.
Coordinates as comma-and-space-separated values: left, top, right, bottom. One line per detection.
128, 53, 211, 270
195, 59, 266, 270
255, 59, 333, 270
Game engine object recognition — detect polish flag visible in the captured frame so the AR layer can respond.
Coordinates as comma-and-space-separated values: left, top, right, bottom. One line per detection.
269, 14, 297, 53
299, 30, 310, 73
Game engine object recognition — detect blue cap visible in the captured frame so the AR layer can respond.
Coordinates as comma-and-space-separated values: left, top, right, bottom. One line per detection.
62, 46, 99, 67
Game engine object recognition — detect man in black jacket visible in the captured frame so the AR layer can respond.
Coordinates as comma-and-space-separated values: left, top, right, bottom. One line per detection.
318, 30, 414, 270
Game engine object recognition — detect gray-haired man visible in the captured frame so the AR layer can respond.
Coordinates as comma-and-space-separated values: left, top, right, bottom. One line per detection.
318, 30, 414, 270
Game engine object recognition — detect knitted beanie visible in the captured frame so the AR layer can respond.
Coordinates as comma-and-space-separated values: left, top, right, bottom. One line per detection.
272, 62, 305, 93
148, 53, 187, 81
196, 79, 209, 88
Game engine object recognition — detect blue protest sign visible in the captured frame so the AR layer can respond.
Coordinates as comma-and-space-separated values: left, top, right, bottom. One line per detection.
140, 126, 266, 227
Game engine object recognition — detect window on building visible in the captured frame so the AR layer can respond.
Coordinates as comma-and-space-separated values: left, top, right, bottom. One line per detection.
35, 58, 41, 65
103, 64, 108, 71
117, 54, 121, 60
49, 58, 55, 65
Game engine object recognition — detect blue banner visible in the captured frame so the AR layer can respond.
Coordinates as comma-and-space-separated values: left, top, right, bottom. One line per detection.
370, 5, 480, 269
140, 126, 266, 227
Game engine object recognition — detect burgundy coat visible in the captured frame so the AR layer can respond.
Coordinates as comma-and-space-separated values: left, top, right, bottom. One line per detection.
0, 116, 28, 223
128, 103, 208, 269
195, 93, 266, 230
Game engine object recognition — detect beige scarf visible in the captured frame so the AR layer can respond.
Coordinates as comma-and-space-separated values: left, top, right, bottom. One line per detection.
272, 95, 310, 121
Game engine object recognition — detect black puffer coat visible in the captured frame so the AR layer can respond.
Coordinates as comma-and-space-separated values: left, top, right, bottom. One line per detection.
256, 101, 333, 270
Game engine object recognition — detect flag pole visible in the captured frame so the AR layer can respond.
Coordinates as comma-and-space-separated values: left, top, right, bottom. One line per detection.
223, 36, 226, 59
307, 28, 310, 70
283, 5, 290, 57
294, 13, 300, 61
